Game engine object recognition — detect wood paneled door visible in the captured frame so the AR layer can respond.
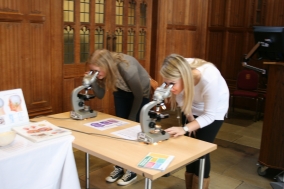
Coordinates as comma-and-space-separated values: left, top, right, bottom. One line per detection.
62, 0, 153, 115
0, 0, 63, 117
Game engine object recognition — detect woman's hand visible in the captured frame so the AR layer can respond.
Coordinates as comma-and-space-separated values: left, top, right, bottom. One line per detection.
84, 71, 92, 77
165, 127, 186, 137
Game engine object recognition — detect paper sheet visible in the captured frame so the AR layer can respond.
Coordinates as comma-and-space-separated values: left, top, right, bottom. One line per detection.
111, 125, 141, 140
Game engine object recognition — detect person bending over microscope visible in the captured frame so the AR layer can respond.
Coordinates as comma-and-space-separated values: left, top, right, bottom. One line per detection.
160, 54, 229, 189
87, 49, 151, 186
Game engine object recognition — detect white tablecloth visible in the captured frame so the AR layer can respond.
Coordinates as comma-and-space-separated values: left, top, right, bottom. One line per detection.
0, 134, 80, 189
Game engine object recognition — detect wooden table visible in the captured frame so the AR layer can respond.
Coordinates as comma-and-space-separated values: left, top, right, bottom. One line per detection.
33, 112, 217, 189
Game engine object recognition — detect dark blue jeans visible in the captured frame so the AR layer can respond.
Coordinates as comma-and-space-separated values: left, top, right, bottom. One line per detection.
113, 88, 149, 122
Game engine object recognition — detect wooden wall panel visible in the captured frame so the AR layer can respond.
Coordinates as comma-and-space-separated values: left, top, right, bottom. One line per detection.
154, 0, 208, 84
187, 0, 198, 26
0, 0, 20, 11
207, 30, 224, 70
171, 0, 186, 25
227, 0, 248, 27
28, 24, 50, 108
0, 0, 63, 117
0, 23, 23, 89
63, 78, 75, 112
167, 0, 198, 26
208, 0, 226, 27
23, 0, 52, 116
224, 31, 246, 80
165, 29, 198, 58
0, 0, 58, 116
265, 0, 284, 26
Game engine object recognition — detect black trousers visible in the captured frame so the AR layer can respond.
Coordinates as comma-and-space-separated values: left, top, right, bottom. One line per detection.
182, 113, 223, 178
113, 89, 149, 172
113, 88, 149, 122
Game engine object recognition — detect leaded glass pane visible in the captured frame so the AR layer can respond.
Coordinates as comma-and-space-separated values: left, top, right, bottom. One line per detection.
95, 0, 105, 24
138, 30, 145, 59
140, 3, 146, 26
80, 0, 90, 23
63, 0, 74, 22
64, 26, 74, 64
80, 27, 90, 62
116, 0, 123, 25
127, 29, 135, 56
128, 1, 135, 25
115, 29, 123, 53
95, 28, 104, 50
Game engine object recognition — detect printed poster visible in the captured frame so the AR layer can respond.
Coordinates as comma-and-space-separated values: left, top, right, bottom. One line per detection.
0, 89, 29, 132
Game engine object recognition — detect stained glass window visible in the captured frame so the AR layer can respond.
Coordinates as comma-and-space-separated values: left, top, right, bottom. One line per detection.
80, 26, 90, 62
127, 29, 135, 56
95, 0, 105, 24
63, 0, 74, 22
138, 29, 145, 59
128, 1, 136, 25
115, 28, 123, 53
140, 2, 146, 26
95, 27, 104, 50
64, 26, 74, 64
116, 0, 124, 25
80, 0, 90, 23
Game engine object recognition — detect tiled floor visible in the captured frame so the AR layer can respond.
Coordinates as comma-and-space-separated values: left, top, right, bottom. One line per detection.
73, 109, 283, 189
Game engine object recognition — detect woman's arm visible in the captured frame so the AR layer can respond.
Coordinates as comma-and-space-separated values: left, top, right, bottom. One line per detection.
90, 81, 105, 99
125, 74, 144, 121
165, 119, 200, 137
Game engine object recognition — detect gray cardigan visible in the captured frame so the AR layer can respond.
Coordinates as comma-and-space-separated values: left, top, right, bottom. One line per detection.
91, 54, 150, 121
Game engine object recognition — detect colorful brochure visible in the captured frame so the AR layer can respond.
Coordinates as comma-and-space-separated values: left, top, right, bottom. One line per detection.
138, 152, 174, 171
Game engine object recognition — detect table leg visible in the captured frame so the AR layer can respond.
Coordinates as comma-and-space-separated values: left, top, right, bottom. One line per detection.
145, 178, 152, 189
198, 156, 206, 189
85, 153, 90, 189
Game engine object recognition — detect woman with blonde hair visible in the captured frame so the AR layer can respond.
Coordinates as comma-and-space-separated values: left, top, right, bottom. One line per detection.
87, 49, 151, 186
161, 54, 229, 189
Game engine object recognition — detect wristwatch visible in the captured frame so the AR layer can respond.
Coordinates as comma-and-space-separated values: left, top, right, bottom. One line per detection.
183, 125, 189, 132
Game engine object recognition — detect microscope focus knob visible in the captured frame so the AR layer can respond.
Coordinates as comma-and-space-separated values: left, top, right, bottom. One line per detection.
149, 122, 155, 128
78, 101, 84, 107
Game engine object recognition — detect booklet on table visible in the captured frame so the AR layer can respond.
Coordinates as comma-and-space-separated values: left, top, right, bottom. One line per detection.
138, 152, 174, 171
12, 120, 71, 143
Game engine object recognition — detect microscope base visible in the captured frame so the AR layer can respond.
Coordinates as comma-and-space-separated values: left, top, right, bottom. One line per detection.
70, 110, 97, 120
137, 132, 170, 144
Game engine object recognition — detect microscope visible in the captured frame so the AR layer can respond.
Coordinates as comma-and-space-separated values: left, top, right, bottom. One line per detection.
137, 83, 173, 144
70, 71, 99, 120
